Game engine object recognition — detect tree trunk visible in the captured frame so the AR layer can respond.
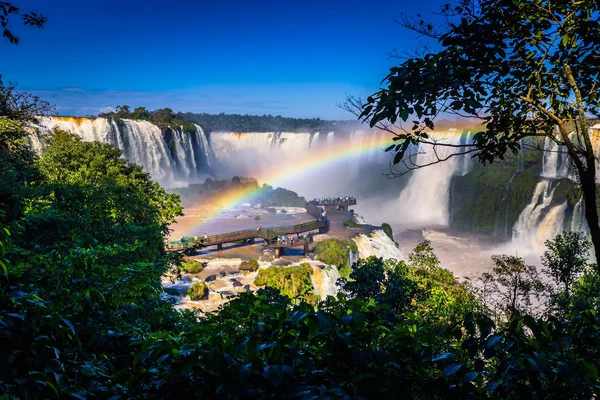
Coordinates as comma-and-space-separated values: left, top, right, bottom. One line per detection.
580, 169, 600, 270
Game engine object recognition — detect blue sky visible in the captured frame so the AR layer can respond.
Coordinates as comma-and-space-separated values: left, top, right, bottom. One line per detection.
2, 0, 446, 118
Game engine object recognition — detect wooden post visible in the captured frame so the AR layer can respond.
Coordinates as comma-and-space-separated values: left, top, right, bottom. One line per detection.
275, 247, 282, 258
217, 243, 223, 251
303, 242, 308, 255
249, 238, 255, 244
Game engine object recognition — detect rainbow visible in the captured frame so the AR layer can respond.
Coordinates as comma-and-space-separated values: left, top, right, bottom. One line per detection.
173, 128, 473, 235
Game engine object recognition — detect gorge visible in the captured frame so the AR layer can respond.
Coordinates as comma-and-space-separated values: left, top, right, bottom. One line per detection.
32, 116, 589, 263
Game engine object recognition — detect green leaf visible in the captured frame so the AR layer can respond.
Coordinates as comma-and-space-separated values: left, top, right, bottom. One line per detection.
443, 363, 462, 377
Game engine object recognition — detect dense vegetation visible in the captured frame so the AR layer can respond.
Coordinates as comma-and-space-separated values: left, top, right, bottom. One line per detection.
98, 106, 361, 133
357, 0, 600, 266
314, 238, 358, 279
239, 259, 259, 272
3, 9, 600, 396
180, 111, 361, 132
254, 263, 317, 303
99, 105, 197, 133
187, 281, 208, 300
3, 98, 600, 396
450, 142, 579, 237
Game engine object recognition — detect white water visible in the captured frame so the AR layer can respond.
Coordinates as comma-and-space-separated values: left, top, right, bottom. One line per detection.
311, 264, 341, 300
512, 180, 567, 253
32, 117, 213, 187
397, 131, 473, 227
353, 229, 404, 260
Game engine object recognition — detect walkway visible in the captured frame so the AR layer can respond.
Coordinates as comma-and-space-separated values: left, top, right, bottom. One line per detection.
167, 197, 357, 257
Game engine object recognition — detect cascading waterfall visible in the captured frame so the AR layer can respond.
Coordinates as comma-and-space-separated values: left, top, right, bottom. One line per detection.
397, 130, 473, 227
541, 136, 572, 179
32, 116, 213, 187
311, 264, 341, 300
512, 180, 567, 251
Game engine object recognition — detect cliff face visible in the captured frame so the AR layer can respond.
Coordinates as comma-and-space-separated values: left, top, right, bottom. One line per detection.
30, 117, 590, 248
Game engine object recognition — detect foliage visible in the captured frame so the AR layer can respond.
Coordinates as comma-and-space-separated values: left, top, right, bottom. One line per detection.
480, 254, 546, 318
25, 130, 183, 252
314, 238, 356, 270
0, 1, 47, 45
254, 263, 317, 303
181, 259, 206, 274
358, 0, 600, 263
254, 215, 261, 220
344, 218, 360, 228
181, 111, 360, 132
381, 222, 394, 240
542, 231, 591, 296
408, 239, 440, 269
239, 258, 259, 272
342, 248, 479, 326
99, 106, 197, 133
187, 281, 208, 300
0, 77, 54, 121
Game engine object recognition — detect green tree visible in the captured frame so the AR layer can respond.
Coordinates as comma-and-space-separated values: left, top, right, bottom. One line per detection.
542, 231, 591, 298
481, 254, 545, 317
26, 130, 182, 251
130, 106, 151, 120
408, 240, 440, 269
0, 1, 47, 45
355, 0, 600, 264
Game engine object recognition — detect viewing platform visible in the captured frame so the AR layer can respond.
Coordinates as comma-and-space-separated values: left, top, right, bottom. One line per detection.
308, 197, 356, 212
167, 195, 356, 257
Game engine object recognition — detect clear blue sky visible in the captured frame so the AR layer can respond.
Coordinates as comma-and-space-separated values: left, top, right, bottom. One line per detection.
2, 0, 446, 118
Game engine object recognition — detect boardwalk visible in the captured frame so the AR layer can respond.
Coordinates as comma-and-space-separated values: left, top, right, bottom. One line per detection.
167, 219, 327, 252
167, 197, 356, 257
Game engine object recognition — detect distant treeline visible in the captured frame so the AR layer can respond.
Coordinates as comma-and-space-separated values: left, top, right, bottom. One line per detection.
98, 106, 361, 133
181, 112, 360, 132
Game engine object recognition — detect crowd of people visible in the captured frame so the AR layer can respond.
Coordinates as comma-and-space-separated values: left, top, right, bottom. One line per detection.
310, 196, 355, 204
276, 233, 311, 246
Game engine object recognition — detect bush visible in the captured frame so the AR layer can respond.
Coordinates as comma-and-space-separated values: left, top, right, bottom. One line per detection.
266, 207, 277, 213
314, 238, 357, 270
254, 215, 261, 220
254, 263, 317, 303
239, 259, 259, 272
187, 281, 209, 300
381, 223, 394, 241
280, 209, 287, 213
344, 218, 360, 228
181, 259, 206, 274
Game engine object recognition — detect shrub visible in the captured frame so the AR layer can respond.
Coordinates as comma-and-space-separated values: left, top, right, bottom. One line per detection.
266, 207, 277, 213
344, 218, 360, 228
239, 259, 259, 272
381, 223, 394, 242
254, 215, 261, 220
280, 209, 287, 213
314, 238, 357, 270
187, 281, 209, 300
181, 259, 206, 274
254, 263, 317, 303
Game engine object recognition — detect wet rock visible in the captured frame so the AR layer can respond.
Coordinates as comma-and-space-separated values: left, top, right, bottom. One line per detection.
232, 280, 243, 287
221, 291, 235, 298
219, 271, 227, 277
243, 284, 251, 292
205, 274, 218, 282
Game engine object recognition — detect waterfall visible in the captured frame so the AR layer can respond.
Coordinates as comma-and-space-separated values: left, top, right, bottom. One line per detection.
512, 180, 566, 251
32, 117, 213, 187
541, 137, 572, 179
571, 199, 589, 234
397, 130, 471, 227
311, 264, 341, 300
353, 229, 404, 260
